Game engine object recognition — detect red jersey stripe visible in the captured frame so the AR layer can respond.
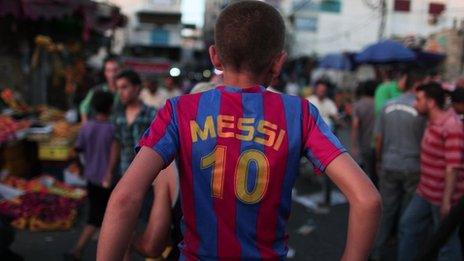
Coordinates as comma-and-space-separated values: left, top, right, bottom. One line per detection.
256, 92, 289, 259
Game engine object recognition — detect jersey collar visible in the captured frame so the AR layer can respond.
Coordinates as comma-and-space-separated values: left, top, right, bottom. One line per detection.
216, 85, 266, 93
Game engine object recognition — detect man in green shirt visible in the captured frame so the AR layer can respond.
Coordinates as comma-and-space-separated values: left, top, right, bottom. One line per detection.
374, 69, 410, 116
80, 56, 121, 122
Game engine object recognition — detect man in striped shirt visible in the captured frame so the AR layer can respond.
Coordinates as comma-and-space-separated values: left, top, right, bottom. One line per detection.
398, 83, 464, 261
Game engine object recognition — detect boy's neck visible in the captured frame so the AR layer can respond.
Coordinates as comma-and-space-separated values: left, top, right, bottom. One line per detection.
222, 70, 269, 89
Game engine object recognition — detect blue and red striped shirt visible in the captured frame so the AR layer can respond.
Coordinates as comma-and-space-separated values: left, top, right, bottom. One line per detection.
138, 85, 346, 260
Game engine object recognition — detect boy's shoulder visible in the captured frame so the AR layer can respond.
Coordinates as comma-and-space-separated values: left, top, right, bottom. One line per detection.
165, 87, 307, 110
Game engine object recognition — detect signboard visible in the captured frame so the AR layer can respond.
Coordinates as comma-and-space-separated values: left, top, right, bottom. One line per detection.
122, 57, 172, 75
295, 17, 318, 32
151, 28, 169, 45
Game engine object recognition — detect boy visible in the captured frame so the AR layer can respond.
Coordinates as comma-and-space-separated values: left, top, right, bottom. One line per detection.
98, 1, 381, 260
69, 91, 115, 260
106, 69, 157, 180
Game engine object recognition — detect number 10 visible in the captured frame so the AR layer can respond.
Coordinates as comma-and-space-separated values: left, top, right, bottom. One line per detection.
201, 145, 270, 204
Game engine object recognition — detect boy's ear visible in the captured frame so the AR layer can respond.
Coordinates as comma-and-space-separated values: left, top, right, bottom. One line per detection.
270, 51, 287, 78
209, 45, 223, 71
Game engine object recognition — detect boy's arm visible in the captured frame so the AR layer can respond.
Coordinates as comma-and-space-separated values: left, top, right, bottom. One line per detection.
97, 146, 165, 261
325, 153, 382, 261
133, 165, 176, 257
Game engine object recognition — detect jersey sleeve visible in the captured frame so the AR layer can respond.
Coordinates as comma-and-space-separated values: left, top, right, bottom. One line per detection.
302, 100, 347, 174
136, 99, 179, 168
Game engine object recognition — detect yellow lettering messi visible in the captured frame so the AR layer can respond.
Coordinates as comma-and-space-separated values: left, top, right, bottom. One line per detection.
254, 120, 277, 147
190, 116, 216, 142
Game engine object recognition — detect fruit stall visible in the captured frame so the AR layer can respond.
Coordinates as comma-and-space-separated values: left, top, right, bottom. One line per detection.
0, 175, 86, 231
1, 88, 86, 232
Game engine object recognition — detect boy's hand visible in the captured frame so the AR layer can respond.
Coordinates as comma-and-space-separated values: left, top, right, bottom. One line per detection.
132, 233, 159, 258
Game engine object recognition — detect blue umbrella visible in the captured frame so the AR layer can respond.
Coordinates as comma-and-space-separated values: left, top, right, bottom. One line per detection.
413, 49, 446, 68
355, 40, 416, 63
318, 53, 352, 70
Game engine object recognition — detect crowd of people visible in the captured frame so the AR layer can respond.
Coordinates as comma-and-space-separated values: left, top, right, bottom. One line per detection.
351, 69, 464, 260
59, 1, 464, 260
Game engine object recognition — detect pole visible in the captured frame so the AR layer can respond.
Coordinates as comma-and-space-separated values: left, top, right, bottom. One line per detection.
378, 0, 386, 40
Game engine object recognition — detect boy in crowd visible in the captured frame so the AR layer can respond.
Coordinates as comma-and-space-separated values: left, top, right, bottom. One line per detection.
68, 91, 115, 260
98, 2, 381, 260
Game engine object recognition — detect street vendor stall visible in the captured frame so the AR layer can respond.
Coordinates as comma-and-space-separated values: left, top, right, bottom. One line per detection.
0, 175, 86, 231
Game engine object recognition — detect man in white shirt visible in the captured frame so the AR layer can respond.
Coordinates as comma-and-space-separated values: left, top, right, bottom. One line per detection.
308, 80, 338, 130
139, 78, 168, 109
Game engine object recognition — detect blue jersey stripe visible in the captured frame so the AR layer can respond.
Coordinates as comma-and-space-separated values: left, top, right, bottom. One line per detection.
152, 98, 180, 164
273, 95, 302, 254
235, 92, 263, 259
191, 90, 221, 257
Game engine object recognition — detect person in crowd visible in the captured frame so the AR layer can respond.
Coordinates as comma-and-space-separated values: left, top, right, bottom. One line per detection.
398, 83, 464, 261
374, 68, 409, 116
79, 55, 121, 122
450, 87, 464, 256
308, 80, 340, 210
139, 77, 168, 110
162, 75, 182, 99
97, 2, 381, 260
307, 80, 338, 130
132, 162, 182, 260
105, 69, 181, 260
67, 90, 115, 260
351, 80, 378, 183
106, 69, 157, 180
370, 71, 426, 260
285, 74, 299, 96
417, 87, 464, 260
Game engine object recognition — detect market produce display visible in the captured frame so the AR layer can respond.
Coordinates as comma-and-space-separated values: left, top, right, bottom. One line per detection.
1, 88, 29, 113
0, 115, 31, 143
0, 175, 86, 231
37, 105, 65, 122
0, 192, 78, 231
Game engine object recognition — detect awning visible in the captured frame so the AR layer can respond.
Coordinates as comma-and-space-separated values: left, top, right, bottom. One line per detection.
0, 0, 125, 31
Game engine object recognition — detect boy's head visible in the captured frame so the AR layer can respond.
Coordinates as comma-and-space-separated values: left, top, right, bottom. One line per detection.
210, 1, 286, 84
115, 69, 142, 105
91, 90, 114, 115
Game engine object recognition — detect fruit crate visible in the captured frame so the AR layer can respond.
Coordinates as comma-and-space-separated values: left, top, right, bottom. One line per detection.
38, 144, 72, 161
38, 137, 74, 161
